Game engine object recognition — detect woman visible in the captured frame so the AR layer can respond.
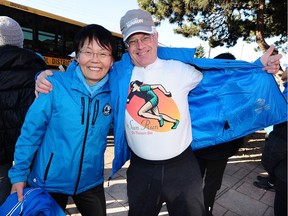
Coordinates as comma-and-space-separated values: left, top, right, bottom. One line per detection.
8, 24, 115, 216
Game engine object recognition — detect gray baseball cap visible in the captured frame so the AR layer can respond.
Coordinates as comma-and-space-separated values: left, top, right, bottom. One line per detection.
120, 9, 155, 42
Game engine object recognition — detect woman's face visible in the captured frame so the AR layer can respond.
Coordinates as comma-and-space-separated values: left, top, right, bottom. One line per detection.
76, 38, 113, 85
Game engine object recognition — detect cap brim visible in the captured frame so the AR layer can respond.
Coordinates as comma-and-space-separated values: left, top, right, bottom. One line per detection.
124, 26, 154, 41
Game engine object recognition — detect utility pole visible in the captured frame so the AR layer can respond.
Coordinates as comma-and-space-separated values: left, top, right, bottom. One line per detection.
240, 44, 244, 60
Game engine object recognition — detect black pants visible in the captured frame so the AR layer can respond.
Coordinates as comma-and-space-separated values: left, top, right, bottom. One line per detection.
0, 163, 12, 206
274, 178, 287, 216
127, 147, 205, 216
197, 158, 228, 216
49, 184, 106, 216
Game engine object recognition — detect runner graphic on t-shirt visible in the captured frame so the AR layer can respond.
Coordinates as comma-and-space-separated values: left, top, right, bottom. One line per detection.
127, 80, 179, 129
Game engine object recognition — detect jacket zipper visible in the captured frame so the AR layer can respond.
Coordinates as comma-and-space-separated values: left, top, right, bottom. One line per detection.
92, 100, 99, 125
44, 153, 54, 181
74, 97, 91, 195
81, 97, 85, 125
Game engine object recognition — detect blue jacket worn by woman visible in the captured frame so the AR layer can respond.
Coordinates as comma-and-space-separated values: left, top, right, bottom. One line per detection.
9, 62, 113, 195
109, 47, 287, 178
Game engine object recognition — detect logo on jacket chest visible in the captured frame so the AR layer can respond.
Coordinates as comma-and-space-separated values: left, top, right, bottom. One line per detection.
103, 103, 112, 116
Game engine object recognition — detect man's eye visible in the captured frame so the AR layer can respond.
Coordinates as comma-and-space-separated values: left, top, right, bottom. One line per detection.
129, 40, 137, 46
142, 36, 150, 42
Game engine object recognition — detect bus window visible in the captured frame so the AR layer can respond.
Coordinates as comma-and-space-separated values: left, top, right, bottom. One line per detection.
22, 27, 33, 49
38, 31, 63, 55
0, 0, 126, 68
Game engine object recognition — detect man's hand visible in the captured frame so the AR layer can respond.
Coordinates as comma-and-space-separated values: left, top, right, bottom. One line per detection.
35, 70, 53, 98
261, 45, 282, 74
11, 182, 26, 202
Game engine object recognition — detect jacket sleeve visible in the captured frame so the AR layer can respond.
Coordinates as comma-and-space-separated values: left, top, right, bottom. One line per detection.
253, 58, 264, 67
8, 88, 54, 184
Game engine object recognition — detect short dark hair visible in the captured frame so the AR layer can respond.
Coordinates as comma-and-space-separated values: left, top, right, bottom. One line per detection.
214, 52, 236, 60
74, 24, 116, 60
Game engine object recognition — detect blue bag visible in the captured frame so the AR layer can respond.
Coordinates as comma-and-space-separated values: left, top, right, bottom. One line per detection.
0, 188, 65, 216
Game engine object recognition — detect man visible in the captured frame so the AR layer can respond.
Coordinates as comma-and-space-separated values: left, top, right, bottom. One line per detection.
109, 9, 284, 216
254, 67, 287, 216
113, 9, 206, 216
0, 16, 47, 205
35, 9, 284, 216
261, 120, 287, 216
194, 52, 246, 216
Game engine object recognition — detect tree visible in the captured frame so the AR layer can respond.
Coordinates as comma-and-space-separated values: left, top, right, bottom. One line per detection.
195, 44, 205, 58
138, 0, 287, 53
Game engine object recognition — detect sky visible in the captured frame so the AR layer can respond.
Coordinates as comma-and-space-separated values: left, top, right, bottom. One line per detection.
8, 0, 287, 66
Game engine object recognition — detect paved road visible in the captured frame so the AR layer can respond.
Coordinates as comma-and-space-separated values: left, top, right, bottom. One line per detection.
66, 130, 275, 216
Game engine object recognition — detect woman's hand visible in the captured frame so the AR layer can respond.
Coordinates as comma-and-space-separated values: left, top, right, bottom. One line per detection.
11, 182, 27, 202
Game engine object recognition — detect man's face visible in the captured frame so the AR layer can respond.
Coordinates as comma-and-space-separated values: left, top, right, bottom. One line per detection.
126, 32, 158, 67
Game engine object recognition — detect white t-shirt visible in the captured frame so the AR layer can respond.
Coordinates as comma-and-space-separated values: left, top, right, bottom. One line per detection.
125, 58, 203, 160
